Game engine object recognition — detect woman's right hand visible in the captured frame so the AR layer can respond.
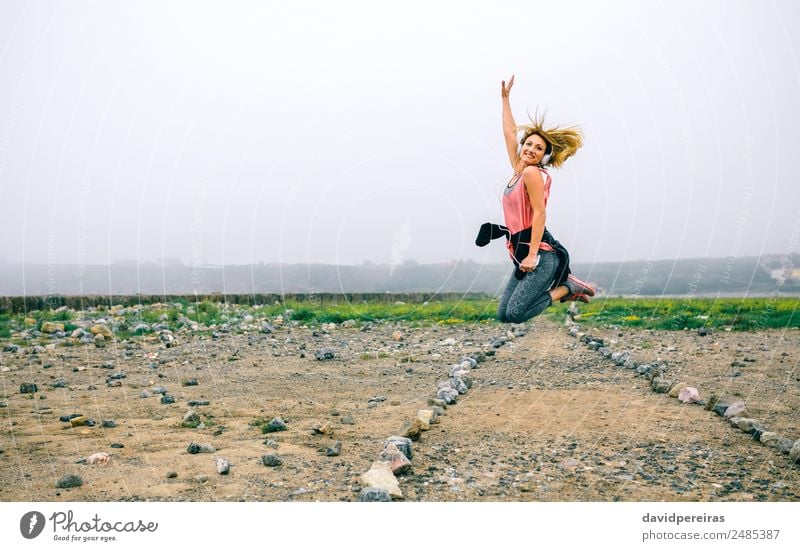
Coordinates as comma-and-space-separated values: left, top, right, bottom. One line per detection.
501, 74, 514, 99
519, 252, 540, 273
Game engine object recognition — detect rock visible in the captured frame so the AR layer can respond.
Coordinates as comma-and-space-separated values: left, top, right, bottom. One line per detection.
728, 417, 764, 435
384, 436, 413, 460
723, 401, 746, 418
340, 416, 355, 425
704, 394, 719, 411
261, 322, 275, 334
187, 443, 215, 454
436, 386, 458, 405
611, 351, 630, 366
427, 398, 447, 409
678, 387, 701, 403
391, 331, 403, 341
651, 377, 672, 393
325, 441, 342, 457
623, 358, 638, 370
160, 394, 176, 404
101, 420, 117, 428
187, 400, 210, 407
90, 324, 113, 339
416, 409, 435, 430
181, 378, 198, 387
311, 422, 332, 435
152, 386, 168, 395
442, 337, 457, 346
166, 471, 177, 479
86, 452, 110, 465
599, 347, 613, 359
3, 343, 20, 353
400, 418, 424, 441
449, 377, 469, 394
459, 356, 478, 369
216, 458, 231, 475
341, 319, 357, 329
110, 443, 124, 449
69, 416, 93, 427
182, 410, 201, 427
712, 403, 729, 416
697, 327, 711, 336
195, 475, 209, 483
20, 383, 38, 394
378, 443, 412, 475
314, 348, 335, 361
789, 441, 800, 464
262, 454, 283, 467
56, 474, 83, 489
41, 322, 65, 333
358, 488, 392, 502
777, 437, 795, 454
668, 383, 687, 398
266, 417, 287, 432
139, 390, 152, 398
359, 461, 402, 499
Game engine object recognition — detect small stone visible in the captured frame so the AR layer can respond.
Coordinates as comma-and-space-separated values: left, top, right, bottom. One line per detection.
187, 442, 215, 454
436, 386, 458, 405
449, 377, 469, 394
215, 458, 231, 475
427, 398, 447, 409
41, 321, 65, 333
56, 474, 83, 489
139, 390, 152, 398
697, 327, 710, 336
728, 417, 764, 435
166, 471, 178, 479
182, 410, 201, 427
160, 394, 176, 404
359, 461, 402, 499
325, 441, 342, 457
668, 383, 687, 398
266, 417, 287, 432
777, 437, 795, 454
651, 377, 672, 393
70, 416, 90, 427
384, 436, 413, 460
712, 403, 729, 416
110, 443, 124, 449
723, 401, 746, 418
90, 324, 114, 339
187, 400, 210, 407
195, 475, 209, 483
101, 420, 117, 428
358, 487, 392, 502
704, 394, 719, 411
416, 409, 435, 430
678, 387, 701, 403
262, 454, 283, 467
152, 386, 168, 395
311, 422, 332, 435
181, 378, 198, 386
261, 322, 275, 334
400, 418, 424, 441
340, 416, 355, 425
392, 331, 403, 341
20, 383, 38, 394
314, 348, 335, 361
789, 441, 800, 464
378, 443, 412, 475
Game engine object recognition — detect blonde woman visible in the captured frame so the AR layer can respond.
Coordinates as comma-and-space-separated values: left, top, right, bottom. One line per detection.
476, 74, 595, 323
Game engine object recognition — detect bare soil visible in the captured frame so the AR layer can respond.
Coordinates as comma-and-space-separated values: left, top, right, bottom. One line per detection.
1, 318, 798, 501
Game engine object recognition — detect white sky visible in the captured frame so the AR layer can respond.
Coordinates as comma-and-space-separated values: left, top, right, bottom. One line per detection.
0, 0, 799, 267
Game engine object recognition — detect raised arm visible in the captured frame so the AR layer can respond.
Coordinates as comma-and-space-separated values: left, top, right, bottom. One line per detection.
501, 75, 519, 171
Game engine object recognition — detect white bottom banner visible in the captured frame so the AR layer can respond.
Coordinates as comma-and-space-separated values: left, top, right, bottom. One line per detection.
1, 501, 798, 550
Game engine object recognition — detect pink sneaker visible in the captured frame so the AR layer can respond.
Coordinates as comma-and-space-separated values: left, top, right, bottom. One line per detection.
560, 274, 596, 303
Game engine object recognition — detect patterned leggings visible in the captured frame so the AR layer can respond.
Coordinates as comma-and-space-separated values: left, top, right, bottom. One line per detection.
497, 250, 560, 323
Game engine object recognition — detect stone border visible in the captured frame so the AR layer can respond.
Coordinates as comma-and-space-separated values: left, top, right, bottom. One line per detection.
564, 320, 800, 466
356, 326, 526, 501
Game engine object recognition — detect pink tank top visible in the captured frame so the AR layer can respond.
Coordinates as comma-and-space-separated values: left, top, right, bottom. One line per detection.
501, 167, 554, 256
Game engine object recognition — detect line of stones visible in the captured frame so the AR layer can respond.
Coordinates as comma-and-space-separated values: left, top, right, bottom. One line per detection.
356, 331, 520, 501
565, 322, 800, 466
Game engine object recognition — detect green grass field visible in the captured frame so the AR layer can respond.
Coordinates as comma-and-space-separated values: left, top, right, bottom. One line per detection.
0, 296, 798, 338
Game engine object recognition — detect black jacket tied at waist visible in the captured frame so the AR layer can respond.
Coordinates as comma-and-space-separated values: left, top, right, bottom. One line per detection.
475, 222, 571, 284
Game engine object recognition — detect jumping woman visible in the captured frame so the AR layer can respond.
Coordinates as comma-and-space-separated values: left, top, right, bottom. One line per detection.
475, 74, 595, 323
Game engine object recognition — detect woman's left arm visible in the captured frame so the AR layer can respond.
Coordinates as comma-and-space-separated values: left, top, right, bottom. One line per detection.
519, 166, 547, 271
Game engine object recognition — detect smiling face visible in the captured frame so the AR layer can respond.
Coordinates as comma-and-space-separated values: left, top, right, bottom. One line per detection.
519, 133, 549, 167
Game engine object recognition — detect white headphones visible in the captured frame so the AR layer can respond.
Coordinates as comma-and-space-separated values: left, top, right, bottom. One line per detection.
519, 136, 553, 166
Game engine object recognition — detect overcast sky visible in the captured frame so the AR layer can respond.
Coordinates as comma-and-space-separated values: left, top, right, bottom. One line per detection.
1, 0, 799, 269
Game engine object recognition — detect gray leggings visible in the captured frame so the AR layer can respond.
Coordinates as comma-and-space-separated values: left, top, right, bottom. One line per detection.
497, 250, 560, 323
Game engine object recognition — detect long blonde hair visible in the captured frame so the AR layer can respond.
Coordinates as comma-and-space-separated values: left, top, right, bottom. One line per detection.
517, 110, 583, 169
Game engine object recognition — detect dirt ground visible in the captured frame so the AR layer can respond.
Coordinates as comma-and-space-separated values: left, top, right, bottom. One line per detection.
1, 316, 798, 502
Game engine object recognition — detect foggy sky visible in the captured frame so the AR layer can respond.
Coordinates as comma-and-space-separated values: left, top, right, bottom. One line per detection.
1, 0, 799, 269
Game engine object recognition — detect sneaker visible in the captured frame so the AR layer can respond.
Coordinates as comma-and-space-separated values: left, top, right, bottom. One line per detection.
560, 274, 596, 303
